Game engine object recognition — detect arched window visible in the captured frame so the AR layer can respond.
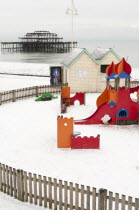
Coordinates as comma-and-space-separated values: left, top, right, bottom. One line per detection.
117, 109, 129, 118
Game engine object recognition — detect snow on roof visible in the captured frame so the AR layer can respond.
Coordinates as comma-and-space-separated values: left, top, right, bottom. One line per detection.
62, 48, 84, 67
92, 47, 110, 60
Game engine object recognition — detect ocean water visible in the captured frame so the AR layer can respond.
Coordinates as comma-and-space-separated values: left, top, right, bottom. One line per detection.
0, 40, 139, 68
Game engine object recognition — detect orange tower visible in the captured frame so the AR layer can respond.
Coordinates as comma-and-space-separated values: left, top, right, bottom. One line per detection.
61, 87, 70, 106
57, 116, 74, 148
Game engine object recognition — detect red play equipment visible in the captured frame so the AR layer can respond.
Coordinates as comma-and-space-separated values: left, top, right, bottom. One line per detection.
57, 116, 100, 149
75, 58, 139, 125
71, 135, 100, 149
61, 87, 85, 113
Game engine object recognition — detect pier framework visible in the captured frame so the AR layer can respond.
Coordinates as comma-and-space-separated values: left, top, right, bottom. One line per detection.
1, 31, 78, 53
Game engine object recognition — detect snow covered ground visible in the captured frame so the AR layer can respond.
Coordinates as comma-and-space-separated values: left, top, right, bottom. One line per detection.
0, 62, 50, 76
0, 75, 50, 92
0, 192, 48, 210
0, 61, 139, 209
0, 93, 139, 199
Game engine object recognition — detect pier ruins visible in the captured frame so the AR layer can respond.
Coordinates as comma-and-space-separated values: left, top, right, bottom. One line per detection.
1, 31, 78, 53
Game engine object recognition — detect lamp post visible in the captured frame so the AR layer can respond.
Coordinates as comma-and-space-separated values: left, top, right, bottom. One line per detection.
66, 0, 78, 50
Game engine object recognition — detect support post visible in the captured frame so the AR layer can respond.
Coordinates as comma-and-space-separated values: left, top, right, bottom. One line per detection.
127, 78, 130, 89
98, 188, 107, 210
12, 90, 16, 102
106, 79, 110, 87
115, 78, 117, 90
35, 86, 39, 97
17, 169, 24, 202
0, 93, 2, 105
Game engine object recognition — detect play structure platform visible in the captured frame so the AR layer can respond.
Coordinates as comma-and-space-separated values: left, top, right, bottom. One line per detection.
75, 58, 139, 125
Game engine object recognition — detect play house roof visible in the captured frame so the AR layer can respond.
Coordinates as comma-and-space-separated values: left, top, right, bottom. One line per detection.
92, 48, 111, 60
62, 47, 121, 68
106, 58, 132, 79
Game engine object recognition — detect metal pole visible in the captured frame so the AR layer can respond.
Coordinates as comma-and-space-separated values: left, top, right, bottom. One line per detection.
66, 0, 78, 51
71, 0, 74, 50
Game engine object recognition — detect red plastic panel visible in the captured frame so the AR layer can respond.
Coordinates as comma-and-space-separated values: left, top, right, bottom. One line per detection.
71, 135, 100, 149
75, 102, 116, 125
70, 93, 85, 105
116, 87, 139, 121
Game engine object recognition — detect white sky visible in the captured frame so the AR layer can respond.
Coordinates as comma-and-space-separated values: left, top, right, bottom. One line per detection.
0, 0, 139, 41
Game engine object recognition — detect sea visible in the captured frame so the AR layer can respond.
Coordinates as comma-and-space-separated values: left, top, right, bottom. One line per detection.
0, 40, 139, 68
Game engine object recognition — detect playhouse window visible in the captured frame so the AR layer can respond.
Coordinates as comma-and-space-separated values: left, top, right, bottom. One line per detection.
117, 109, 128, 118
101, 65, 109, 73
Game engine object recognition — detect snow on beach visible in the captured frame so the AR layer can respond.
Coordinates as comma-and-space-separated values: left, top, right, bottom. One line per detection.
0, 62, 50, 76
0, 93, 139, 198
0, 74, 50, 92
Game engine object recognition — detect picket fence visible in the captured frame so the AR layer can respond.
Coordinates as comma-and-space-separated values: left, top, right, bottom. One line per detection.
0, 83, 67, 105
0, 163, 139, 210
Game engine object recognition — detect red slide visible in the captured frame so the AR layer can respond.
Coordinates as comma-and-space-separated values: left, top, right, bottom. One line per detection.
74, 102, 116, 125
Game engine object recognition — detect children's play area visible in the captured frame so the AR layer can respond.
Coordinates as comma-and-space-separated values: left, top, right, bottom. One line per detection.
0, 58, 139, 208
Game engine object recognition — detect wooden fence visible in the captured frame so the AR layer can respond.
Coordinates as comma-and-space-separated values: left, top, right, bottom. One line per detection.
0, 84, 67, 105
130, 81, 139, 88
0, 163, 139, 210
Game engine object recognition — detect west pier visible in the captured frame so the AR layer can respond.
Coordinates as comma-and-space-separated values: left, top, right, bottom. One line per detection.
1, 31, 78, 53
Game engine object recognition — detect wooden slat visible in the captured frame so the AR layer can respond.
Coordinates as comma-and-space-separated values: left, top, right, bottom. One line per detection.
75, 183, 79, 210
54, 178, 57, 210
87, 186, 90, 210
121, 195, 126, 210
135, 198, 139, 210
9, 167, 13, 196
43, 176, 47, 208
38, 175, 42, 206
29, 173, 33, 203
48, 177, 52, 209
109, 191, 113, 210
17, 170, 21, 200
92, 188, 96, 210
33, 174, 37, 205
20, 170, 24, 202
64, 181, 68, 210
6, 165, 9, 194
128, 196, 132, 210
3, 164, 6, 193
81, 185, 84, 210
115, 193, 119, 210
13, 168, 17, 198
59, 180, 62, 210
70, 182, 73, 210
24, 171, 28, 202
0, 163, 2, 191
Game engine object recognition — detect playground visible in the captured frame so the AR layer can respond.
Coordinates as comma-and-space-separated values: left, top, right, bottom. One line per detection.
0, 58, 139, 210
0, 92, 139, 198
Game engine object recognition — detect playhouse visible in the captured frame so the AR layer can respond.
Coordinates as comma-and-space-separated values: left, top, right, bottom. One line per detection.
75, 58, 139, 125
61, 47, 124, 93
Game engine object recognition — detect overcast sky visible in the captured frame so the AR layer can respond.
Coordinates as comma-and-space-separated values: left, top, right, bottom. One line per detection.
0, 0, 139, 41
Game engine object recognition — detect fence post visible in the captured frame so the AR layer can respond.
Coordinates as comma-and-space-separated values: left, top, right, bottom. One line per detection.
0, 93, 2, 105
98, 188, 107, 210
17, 169, 24, 202
35, 86, 39, 97
12, 90, 16, 102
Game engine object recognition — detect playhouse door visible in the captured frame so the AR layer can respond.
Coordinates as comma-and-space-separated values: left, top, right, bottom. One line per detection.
50, 66, 61, 85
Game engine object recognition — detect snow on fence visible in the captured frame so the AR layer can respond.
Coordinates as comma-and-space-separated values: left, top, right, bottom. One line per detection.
0, 83, 68, 105
0, 163, 139, 210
